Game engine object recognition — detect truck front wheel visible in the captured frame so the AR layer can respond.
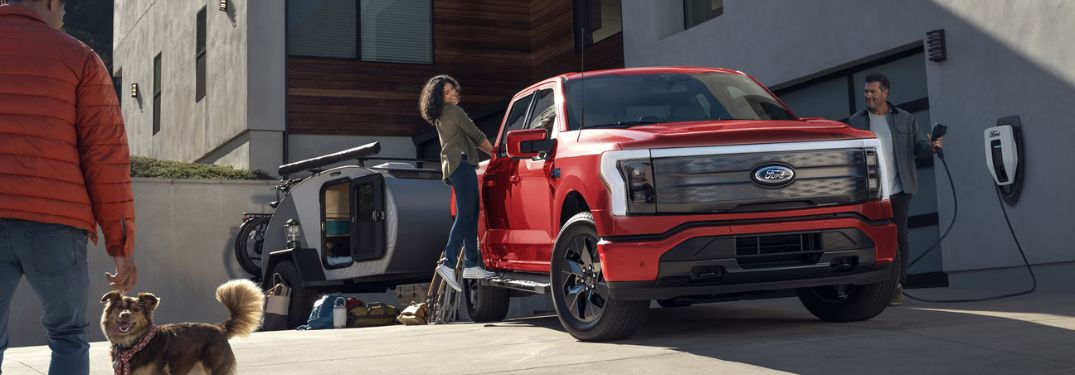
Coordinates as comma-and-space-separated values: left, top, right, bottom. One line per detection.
796, 253, 900, 322
551, 212, 648, 341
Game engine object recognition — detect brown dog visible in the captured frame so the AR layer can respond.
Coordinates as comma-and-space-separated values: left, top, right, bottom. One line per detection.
100, 279, 265, 375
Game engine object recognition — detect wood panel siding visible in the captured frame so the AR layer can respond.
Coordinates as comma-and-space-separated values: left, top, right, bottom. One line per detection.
530, 0, 624, 81
287, 0, 624, 139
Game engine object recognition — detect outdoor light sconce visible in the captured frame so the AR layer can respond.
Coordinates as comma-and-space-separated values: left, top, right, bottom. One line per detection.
285, 219, 302, 248
927, 29, 947, 62
130, 83, 139, 98
218, 0, 228, 12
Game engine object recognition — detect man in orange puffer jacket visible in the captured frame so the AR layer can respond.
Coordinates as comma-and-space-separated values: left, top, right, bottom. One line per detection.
0, 1, 137, 373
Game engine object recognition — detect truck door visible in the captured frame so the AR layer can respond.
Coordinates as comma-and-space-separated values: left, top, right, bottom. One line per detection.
506, 88, 559, 272
480, 92, 534, 267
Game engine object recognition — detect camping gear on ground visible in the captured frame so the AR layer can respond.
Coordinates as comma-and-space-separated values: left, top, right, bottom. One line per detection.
396, 283, 429, 307
262, 273, 291, 331
333, 297, 347, 328
347, 302, 399, 327
397, 302, 429, 325
426, 253, 462, 324
298, 293, 344, 330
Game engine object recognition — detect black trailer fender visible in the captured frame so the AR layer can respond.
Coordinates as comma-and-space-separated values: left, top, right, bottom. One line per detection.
261, 247, 327, 290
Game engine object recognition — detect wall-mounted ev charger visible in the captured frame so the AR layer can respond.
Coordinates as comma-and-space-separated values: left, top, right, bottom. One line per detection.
984, 116, 1024, 205
903, 116, 1036, 303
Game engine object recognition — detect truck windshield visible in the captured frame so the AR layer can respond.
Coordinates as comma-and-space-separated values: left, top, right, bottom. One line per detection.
564, 72, 795, 130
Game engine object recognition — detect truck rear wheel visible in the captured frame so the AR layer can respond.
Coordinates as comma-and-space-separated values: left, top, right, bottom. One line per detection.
464, 279, 511, 323
271, 260, 319, 329
796, 253, 899, 322
551, 212, 648, 341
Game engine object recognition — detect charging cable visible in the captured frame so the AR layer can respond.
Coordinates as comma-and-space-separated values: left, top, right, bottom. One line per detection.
901, 139, 1037, 303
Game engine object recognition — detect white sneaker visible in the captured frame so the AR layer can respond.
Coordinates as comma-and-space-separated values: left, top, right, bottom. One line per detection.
436, 264, 462, 292
463, 267, 496, 279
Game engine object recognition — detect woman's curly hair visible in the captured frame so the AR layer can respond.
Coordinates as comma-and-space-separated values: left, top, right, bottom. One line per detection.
419, 75, 461, 125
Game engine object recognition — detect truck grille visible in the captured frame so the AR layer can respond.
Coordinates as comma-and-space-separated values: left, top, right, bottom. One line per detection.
652, 149, 869, 213
735, 233, 823, 269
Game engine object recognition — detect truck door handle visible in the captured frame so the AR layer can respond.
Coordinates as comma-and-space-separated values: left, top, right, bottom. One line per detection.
509, 176, 520, 184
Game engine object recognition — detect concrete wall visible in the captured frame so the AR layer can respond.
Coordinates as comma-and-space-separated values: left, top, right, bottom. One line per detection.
114, 0, 286, 174
6, 178, 552, 347
7, 179, 276, 347
622, 0, 1075, 291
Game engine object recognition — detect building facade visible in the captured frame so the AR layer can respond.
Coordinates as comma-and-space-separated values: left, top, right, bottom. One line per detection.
623, 0, 1075, 292
113, 0, 624, 175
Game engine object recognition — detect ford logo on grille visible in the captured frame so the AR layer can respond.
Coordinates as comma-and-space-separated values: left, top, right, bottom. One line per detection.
752, 164, 796, 188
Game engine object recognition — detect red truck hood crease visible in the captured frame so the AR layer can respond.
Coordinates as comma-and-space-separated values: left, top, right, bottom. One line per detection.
578, 119, 874, 151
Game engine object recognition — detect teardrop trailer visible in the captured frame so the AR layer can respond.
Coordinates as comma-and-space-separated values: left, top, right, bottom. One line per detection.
238, 142, 454, 328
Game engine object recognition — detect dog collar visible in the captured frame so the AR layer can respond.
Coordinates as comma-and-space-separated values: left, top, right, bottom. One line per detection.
113, 325, 159, 375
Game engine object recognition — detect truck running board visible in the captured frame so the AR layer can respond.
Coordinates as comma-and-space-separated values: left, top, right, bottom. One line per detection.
481, 271, 551, 294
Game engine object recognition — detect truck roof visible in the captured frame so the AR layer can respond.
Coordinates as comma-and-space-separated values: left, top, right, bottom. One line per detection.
559, 66, 745, 81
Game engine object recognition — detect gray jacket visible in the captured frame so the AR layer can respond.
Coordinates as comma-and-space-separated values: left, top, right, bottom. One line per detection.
846, 103, 934, 195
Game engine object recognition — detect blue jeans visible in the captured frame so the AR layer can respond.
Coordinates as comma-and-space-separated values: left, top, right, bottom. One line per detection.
0, 219, 90, 375
445, 157, 482, 269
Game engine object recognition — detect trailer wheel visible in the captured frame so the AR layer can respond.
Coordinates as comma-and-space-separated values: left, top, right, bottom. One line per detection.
551, 212, 648, 341
271, 260, 319, 329
464, 279, 510, 323
797, 252, 899, 322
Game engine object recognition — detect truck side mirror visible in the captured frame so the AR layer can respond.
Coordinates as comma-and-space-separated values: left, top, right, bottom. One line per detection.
506, 129, 553, 159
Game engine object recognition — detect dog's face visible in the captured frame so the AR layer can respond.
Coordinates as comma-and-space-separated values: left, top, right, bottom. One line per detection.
100, 291, 160, 347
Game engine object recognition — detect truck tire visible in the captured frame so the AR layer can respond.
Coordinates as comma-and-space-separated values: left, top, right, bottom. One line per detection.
796, 252, 900, 322
271, 260, 319, 329
464, 279, 510, 323
551, 212, 648, 341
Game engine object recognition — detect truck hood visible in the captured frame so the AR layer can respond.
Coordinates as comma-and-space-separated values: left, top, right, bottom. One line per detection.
578, 119, 875, 151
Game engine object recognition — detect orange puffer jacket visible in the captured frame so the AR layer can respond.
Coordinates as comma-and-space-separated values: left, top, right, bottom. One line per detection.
0, 5, 134, 256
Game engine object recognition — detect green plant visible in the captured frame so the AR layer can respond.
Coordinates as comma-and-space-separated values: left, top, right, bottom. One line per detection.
130, 156, 275, 180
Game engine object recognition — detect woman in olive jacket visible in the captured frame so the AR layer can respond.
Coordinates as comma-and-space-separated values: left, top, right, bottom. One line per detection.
419, 75, 496, 292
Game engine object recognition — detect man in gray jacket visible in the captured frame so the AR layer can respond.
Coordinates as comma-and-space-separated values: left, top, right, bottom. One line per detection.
847, 73, 942, 305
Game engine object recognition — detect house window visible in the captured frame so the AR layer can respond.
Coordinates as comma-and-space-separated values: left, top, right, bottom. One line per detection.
573, 0, 622, 52
684, 0, 722, 29
112, 70, 122, 108
287, 0, 432, 64
153, 53, 162, 135
196, 6, 207, 101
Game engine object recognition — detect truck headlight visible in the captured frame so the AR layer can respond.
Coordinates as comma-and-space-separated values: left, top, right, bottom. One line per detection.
618, 159, 656, 214
600, 149, 652, 216
865, 149, 881, 199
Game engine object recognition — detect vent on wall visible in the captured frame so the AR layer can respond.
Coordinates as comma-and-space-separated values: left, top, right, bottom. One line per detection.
927, 29, 947, 62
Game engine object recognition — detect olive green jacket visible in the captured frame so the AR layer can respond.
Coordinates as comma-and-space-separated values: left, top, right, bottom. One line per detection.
435, 104, 486, 184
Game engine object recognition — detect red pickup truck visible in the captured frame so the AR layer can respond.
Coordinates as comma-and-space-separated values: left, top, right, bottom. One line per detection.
463, 67, 899, 341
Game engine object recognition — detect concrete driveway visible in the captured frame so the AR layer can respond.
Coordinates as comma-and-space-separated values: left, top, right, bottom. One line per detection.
3, 289, 1074, 374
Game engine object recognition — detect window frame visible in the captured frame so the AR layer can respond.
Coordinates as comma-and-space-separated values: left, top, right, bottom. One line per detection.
196, 6, 207, 102
496, 92, 537, 158
683, 0, 723, 30
286, 0, 434, 64
573, 0, 623, 52
153, 53, 162, 135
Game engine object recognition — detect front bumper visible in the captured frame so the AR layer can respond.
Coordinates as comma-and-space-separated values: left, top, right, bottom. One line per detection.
607, 264, 891, 301
596, 214, 897, 298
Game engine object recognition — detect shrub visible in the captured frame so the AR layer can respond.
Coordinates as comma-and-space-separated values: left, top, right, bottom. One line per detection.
130, 156, 275, 180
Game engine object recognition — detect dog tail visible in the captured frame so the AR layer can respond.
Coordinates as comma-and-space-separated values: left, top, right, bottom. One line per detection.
216, 279, 265, 338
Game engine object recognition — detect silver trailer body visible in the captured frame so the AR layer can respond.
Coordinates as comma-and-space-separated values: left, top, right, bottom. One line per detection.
261, 165, 451, 282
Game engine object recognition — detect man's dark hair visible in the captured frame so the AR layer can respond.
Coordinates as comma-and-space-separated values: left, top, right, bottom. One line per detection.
865, 73, 890, 91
